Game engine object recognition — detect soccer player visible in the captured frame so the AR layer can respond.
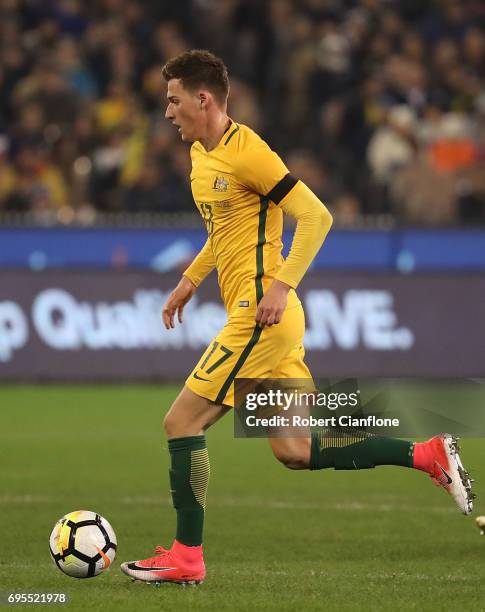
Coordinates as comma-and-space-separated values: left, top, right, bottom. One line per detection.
121, 50, 474, 585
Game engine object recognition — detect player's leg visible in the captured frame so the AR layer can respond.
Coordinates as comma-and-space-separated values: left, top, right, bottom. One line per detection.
318, 429, 472, 514
158, 316, 291, 572
121, 386, 228, 584
268, 324, 474, 514
269, 436, 310, 470
163, 386, 229, 550
163, 384, 230, 437
267, 345, 426, 473
268, 421, 413, 472
269, 411, 473, 514
265, 376, 414, 473
120, 315, 284, 584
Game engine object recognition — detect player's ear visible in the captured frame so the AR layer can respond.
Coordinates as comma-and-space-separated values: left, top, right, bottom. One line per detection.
199, 91, 209, 110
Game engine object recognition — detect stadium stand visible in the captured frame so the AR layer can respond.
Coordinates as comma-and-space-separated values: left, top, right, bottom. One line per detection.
0, 0, 483, 225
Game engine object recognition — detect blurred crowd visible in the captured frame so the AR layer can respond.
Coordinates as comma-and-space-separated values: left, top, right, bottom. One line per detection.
0, 0, 484, 226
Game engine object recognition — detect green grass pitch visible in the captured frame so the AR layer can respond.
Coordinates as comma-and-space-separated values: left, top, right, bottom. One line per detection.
0, 385, 484, 611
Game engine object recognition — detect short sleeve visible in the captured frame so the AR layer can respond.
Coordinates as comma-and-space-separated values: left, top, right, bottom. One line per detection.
234, 143, 290, 197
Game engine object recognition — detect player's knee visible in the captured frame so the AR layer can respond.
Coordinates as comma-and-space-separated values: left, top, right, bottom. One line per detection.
272, 446, 308, 470
163, 406, 203, 438
163, 410, 179, 438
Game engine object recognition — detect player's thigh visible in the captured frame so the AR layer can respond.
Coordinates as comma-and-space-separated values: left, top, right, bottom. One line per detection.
239, 303, 307, 373
267, 316, 314, 470
163, 385, 230, 439
185, 318, 263, 407
186, 304, 307, 407
270, 325, 313, 380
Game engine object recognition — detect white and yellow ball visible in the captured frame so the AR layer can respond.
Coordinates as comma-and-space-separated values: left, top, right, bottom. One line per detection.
49, 510, 117, 578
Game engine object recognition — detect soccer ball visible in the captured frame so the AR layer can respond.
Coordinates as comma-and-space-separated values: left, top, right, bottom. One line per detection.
49, 510, 117, 578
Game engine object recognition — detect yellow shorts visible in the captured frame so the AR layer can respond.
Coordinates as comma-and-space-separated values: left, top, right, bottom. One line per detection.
185, 303, 313, 407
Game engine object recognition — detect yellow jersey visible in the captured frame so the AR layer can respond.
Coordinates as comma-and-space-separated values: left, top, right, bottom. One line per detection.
186, 120, 303, 316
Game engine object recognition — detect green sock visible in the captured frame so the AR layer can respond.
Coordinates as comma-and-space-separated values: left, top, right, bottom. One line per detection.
168, 435, 210, 546
310, 428, 414, 470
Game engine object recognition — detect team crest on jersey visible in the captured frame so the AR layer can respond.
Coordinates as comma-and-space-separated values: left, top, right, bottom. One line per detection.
213, 176, 229, 192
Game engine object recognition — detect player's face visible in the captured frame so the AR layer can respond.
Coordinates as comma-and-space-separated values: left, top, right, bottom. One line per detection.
165, 79, 203, 142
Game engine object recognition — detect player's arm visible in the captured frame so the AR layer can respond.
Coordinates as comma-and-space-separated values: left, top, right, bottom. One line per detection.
183, 238, 216, 287
162, 239, 215, 329
235, 143, 333, 327
257, 179, 332, 326
274, 180, 333, 289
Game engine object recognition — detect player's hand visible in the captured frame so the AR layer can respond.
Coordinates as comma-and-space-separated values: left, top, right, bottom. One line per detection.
162, 275, 197, 329
255, 280, 291, 328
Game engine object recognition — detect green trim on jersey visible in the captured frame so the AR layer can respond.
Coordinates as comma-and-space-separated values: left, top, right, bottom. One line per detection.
214, 196, 268, 405
224, 124, 240, 145
255, 196, 269, 304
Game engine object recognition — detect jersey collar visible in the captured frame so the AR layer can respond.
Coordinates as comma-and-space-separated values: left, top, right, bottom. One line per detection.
196, 118, 235, 153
